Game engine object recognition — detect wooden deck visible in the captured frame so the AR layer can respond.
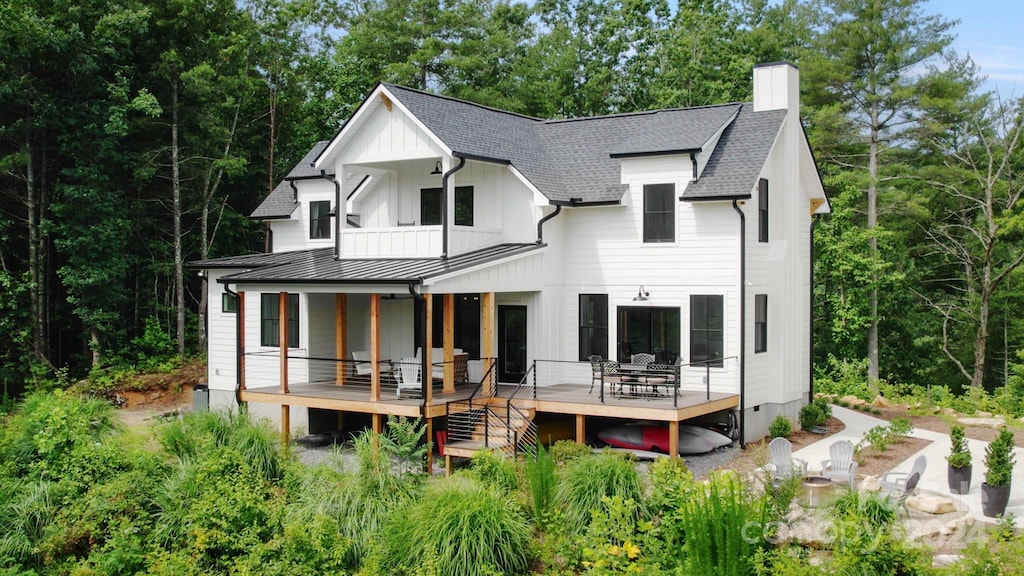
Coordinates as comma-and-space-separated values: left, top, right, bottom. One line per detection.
241, 381, 477, 418
241, 379, 737, 422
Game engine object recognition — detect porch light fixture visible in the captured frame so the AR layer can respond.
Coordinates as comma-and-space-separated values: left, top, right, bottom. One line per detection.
430, 160, 443, 175
632, 285, 650, 302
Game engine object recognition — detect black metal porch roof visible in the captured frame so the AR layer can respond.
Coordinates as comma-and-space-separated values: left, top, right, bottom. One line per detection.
198, 243, 544, 285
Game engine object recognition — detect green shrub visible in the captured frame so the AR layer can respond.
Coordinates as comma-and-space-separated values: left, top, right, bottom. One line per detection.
155, 408, 282, 481
374, 475, 532, 576
469, 449, 521, 493
799, 402, 825, 430
580, 495, 665, 575
769, 415, 793, 439
984, 428, 1017, 487
550, 439, 592, 465
947, 425, 972, 469
0, 390, 117, 479
554, 450, 644, 533
812, 397, 833, 420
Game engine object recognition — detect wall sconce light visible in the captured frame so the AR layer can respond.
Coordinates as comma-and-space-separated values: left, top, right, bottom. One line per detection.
632, 285, 650, 301
430, 160, 443, 175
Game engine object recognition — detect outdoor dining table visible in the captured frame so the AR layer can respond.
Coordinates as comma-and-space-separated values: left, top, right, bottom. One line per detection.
616, 363, 668, 398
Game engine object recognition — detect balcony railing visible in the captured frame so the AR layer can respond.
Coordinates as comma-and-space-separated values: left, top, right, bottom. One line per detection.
338, 225, 503, 258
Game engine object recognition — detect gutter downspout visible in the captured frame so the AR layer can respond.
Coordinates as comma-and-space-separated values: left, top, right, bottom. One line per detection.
441, 156, 467, 259
223, 282, 244, 407
732, 199, 746, 448
809, 214, 822, 401
690, 152, 699, 182
321, 170, 341, 259
408, 284, 428, 417
536, 205, 562, 243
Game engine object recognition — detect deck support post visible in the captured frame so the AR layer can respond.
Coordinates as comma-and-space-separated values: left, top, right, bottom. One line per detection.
281, 405, 290, 448
482, 292, 495, 395
576, 414, 586, 444
336, 294, 347, 385
425, 418, 434, 475
445, 454, 452, 476
370, 294, 381, 401
668, 421, 679, 459
372, 413, 383, 434
443, 294, 455, 393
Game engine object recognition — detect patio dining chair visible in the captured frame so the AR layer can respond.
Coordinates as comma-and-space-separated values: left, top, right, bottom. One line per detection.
764, 437, 808, 483
602, 360, 629, 396
630, 353, 655, 366
641, 363, 670, 396
821, 440, 858, 488
588, 355, 603, 394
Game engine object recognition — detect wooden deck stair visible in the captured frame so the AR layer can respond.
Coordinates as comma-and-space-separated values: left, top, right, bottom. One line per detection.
443, 398, 536, 459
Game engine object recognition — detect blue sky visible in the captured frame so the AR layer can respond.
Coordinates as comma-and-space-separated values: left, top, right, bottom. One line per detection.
926, 0, 1023, 97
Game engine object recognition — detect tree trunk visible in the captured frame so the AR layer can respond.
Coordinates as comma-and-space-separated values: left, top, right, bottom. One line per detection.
172, 79, 186, 359
867, 105, 879, 382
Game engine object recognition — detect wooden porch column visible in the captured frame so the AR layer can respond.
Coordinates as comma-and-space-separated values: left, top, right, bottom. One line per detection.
425, 418, 434, 475
335, 294, 347, 385
279, 292, 290, 447
668, 420, 679, 459
443, 293, 455, 394
482, 292, 496, 395
279, 292, 289, 394
576, 414, 586, 444
370, 293, 381, 401
424, 294, 433, 403
238, 291, 246, 393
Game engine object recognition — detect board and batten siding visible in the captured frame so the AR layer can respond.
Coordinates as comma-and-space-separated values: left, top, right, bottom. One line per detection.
337, 98, 442, 166
207, 269, 238, 395
553, 155, 742, 394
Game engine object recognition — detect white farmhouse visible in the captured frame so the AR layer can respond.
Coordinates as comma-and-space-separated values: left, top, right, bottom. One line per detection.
193, 62, 829, 464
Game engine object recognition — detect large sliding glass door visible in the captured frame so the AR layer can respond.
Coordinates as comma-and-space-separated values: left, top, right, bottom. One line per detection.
616, 306, 680, 363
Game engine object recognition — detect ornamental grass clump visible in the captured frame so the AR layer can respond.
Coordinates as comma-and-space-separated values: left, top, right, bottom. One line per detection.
554, 450, 645, 533
675, 471, 765, 576
374, 475, 533, 576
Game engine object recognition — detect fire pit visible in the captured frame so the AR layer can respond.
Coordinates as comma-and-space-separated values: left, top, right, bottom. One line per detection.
801, 476, 836, 508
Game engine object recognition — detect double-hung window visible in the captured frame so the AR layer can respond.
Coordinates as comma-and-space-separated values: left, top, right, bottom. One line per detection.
690, 295, 723, 367
758, 179, 768, 243
578, 294, 608, 360
261, 293, 299, 348
309, 200, 331, 239
643, 183, 675, 243
754, 294, 767, 353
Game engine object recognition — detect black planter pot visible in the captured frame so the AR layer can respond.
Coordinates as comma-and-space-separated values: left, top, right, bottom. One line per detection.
981, 483, 1011, 518
947, 465, 972, 495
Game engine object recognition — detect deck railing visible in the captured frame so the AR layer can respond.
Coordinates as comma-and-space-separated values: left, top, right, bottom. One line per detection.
527, 357, 738, 407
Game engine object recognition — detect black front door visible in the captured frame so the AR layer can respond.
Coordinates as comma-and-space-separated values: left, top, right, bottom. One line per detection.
498, 305, 527, 383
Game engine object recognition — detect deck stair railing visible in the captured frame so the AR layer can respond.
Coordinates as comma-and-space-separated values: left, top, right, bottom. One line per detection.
444, 360, 537, 457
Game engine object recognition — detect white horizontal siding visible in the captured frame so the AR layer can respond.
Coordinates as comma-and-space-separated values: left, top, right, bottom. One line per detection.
208, 270, 237, 392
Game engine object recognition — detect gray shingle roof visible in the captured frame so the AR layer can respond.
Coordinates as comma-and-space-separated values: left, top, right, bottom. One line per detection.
206, 243, 543, 284
383, 84, 749, 204
251, 141, 366, 219
682, 106, 786, 200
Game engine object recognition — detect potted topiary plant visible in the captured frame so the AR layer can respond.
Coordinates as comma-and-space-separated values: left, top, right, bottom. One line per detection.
946, 424, 972, 494
981, 427, 1017, 518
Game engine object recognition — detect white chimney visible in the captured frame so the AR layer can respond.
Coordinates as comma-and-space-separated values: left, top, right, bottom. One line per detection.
752, 62, 799, 113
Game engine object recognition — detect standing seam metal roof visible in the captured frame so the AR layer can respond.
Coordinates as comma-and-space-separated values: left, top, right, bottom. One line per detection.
205, 243, 544, 284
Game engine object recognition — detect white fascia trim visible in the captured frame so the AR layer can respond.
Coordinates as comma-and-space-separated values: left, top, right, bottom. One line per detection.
315, 85, 453, 171
421, 247, 546, 286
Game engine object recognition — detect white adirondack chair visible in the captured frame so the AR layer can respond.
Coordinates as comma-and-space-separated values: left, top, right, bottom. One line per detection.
396, 356, 422, 398
765, 437, 808, 482
821, 440, 858, 487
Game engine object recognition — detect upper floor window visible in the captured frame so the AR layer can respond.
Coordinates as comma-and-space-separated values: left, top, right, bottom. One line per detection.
579, 294, 608, 360
754, 294, 767, 353
690, 294, 723, 367
261, 293, 299, 348
421, 186, 474, 226
643, 183, 675, 243
758, 178, 768, 243
310, 200, 331, 239
222, 293, 238, 314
